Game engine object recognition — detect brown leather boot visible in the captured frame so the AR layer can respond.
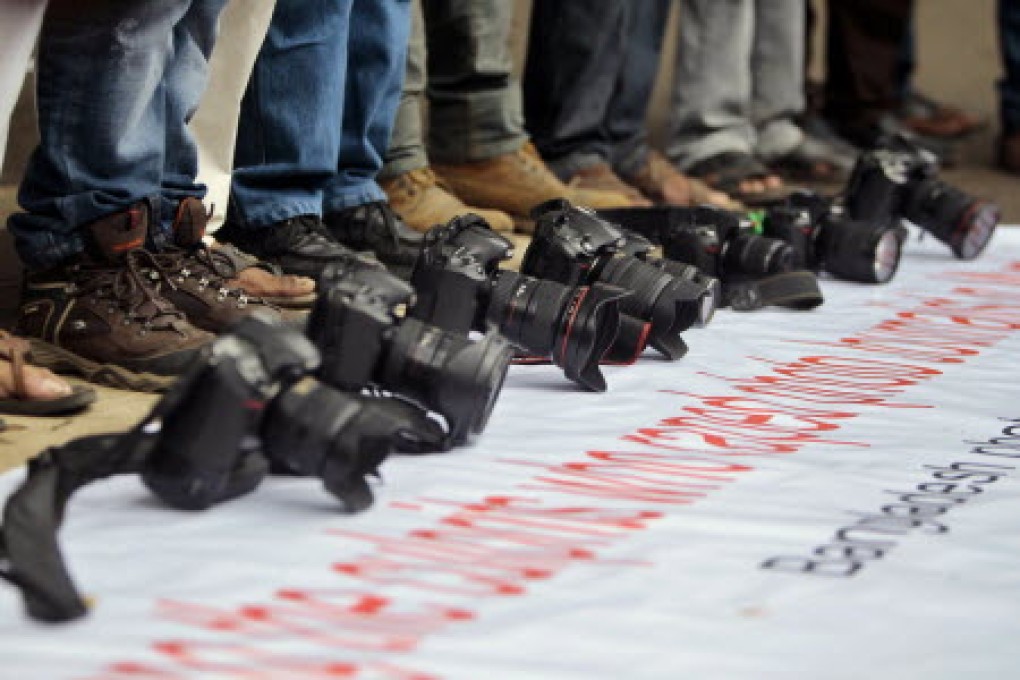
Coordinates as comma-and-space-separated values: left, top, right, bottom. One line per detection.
382, 167, 515, 233
154, 198, 312, 330
16, 203, 213, 391
433, 143, 638, 230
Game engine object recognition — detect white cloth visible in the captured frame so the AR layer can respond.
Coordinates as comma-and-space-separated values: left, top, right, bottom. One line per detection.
2, 227, 1020, 679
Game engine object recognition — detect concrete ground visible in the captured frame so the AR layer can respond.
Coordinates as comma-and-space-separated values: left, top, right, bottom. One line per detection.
0, 0, 1016, 471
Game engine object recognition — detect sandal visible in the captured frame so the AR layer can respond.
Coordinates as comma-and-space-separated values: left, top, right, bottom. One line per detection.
685, 151, 789, 205
0, 330, 96, 416
765, 136, 854, 186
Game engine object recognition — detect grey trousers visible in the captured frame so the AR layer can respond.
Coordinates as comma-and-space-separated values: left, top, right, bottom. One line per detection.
382, 0, 527, 177
667, 0, 805, 170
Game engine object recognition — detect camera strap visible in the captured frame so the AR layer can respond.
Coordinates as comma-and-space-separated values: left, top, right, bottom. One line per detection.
724, 270, 824, 311
0, 434, 144, 623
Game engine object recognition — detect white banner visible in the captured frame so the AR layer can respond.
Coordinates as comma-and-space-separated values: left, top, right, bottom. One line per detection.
3, 228, 1020, 680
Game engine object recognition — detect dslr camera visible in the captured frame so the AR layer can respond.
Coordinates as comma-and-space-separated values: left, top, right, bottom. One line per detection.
758, 190, 909, 284
409, 215, 628, 392
308, 259, 513, 446
599, 205, 823, 311
522, 200, 719, 361
843, 135, 1000, 260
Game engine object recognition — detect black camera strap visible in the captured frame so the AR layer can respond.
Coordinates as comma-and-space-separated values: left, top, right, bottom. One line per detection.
0, 434, 144, 623
724, 270, 824, 311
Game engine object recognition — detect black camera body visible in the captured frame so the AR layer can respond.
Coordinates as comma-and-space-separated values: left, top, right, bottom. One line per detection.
844, 136, 1000, 260
760, 190, 909, 284
523, 200, 717, 361
141, 314, 320, 511
309, 260, 513, 446
409, 215, 627, 392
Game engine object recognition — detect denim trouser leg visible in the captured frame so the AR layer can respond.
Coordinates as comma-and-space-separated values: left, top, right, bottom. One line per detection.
608, 0, 672, 179
10, 0, 197, 270
524, 0, 628, 179
380, 0, 427, 181
1000, 0, 1020, 134
424, 0, 527, 164
228, 0, 352, 229
323, 0, 411, 212
0, 0, 46, 167
667, 0, 756, 170
751, 0, 805, 159
159, 0, 228, 239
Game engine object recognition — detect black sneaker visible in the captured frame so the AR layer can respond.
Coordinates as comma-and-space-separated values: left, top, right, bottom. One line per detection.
323, 202, 423, 278
215, 214, 369, 280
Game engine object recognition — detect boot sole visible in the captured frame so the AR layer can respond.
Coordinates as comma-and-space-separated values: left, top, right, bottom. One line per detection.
27, 339, 178, 393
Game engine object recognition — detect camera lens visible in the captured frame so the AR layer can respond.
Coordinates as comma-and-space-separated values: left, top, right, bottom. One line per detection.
644, 258, 719, 327
595, 255, 705, 359
820, 217, 906, 284
263, 380, 386, 513
903, 179, 1000, 260
381, 320, 512, 445
488, 272, 626, 392
723, 233, 795, 278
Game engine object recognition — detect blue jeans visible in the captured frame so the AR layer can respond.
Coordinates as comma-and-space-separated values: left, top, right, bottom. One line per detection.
1001, 0, 1020, 134
228, 0, 411, 229
9, 0, 226, 271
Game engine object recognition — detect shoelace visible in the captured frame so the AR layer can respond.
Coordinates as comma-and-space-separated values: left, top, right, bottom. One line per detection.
72, 250, 187, 334
154, 246, 254, 309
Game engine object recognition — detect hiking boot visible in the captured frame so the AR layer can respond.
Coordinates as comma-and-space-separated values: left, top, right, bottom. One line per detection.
433, 143, 638, 229
381, 166, 515, 233
623, 150, 741, 210
323, 201, 423, 279
564, 163, 652, 207
15, 204, 212, 392
215, 214, 370, 280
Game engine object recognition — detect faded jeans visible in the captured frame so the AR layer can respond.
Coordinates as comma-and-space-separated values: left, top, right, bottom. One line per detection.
228, 0, 411, 228
10, 0, 226, 270
667, 0, 806, 170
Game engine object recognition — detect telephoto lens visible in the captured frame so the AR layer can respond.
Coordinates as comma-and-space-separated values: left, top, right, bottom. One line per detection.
307, 261, 513, 447
600, 206, 795, 280
409, 215, 628, 391
617, 230, 720, 328
141, 313, 320, 511
763, 193, 908, 284
523, 200, 711, 361
843, 136, 1000, 260
261, 378, 445, 513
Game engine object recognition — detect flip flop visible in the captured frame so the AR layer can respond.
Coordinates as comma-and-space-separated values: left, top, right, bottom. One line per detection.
0, 330, 96, 416
686, 151, 790, 205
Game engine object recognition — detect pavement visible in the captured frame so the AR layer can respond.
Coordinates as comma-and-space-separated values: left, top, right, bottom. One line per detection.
0, 0, 1016, 472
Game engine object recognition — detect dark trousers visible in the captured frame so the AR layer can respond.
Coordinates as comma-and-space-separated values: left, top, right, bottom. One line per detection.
523, 0, 670, 179
1001, 0, 1020, 133
823, 0, 914, 125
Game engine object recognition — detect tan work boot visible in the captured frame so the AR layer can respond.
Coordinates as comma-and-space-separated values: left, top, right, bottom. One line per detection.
565, 163, 653, 207
625, 150, 743, 211
433, 143, 637, 232
382, 167, 515, 233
